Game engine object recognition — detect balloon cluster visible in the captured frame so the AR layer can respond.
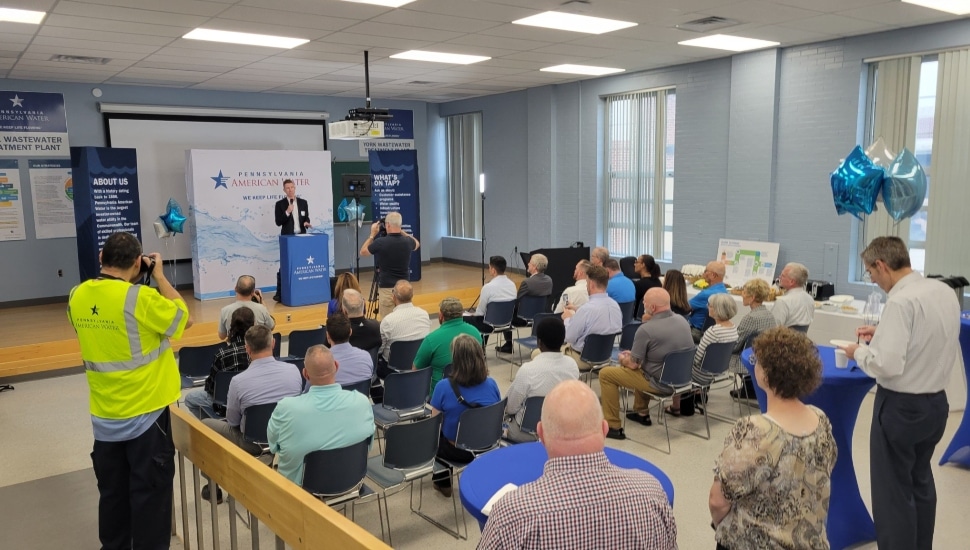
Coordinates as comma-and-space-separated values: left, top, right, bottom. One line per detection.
158, 198, 187, 237
338, 197, 366, 223
830, 137, 927, 222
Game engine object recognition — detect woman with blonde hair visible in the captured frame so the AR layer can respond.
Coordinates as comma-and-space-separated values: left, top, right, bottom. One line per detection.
729, 278, 778, 399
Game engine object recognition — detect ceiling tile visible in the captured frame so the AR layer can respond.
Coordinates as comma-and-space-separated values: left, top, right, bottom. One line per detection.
340, 21, 466, 42
52, 1, 210, 27
372, 9, 503, 34
42, 14, 188, 37
776, 13, 891, 35
216, 5, 358, 32
69, 0, 229, 17
38, 26, 173, 46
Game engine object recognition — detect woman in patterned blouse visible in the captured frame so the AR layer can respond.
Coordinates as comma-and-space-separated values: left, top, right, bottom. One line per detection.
709, 327, 837, 550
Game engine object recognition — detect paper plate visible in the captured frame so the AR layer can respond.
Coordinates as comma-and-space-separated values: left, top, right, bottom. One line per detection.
830, 339, 855, 348
828, 295, 854, 303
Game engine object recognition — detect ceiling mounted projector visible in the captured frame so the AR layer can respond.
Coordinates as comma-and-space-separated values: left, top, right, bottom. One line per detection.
328, 51, 392, 140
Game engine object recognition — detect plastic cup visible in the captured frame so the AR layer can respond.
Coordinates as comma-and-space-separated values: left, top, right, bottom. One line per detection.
834, 349, 849, 369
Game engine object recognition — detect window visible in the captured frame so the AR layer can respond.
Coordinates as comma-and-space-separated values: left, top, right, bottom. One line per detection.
603, 88, 675, 261
445, 112, 482, 239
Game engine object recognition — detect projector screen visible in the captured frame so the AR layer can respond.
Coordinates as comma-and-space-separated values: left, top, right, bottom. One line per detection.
106, 116, 326, 260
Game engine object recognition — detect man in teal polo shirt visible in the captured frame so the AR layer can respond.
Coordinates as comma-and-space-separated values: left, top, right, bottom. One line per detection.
413, 297, 483, 389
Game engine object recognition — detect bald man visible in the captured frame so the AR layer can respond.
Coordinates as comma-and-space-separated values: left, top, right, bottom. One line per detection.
267, 345, 374, 484
688, 261, 728, 342
479, 381, 677, 549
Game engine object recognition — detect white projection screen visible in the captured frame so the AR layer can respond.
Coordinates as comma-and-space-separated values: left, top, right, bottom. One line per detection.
106, 116, 326, 260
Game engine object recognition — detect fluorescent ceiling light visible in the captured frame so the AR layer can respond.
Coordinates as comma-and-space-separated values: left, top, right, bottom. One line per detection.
541, 64, 625, 76
0, 7, 46, 24
902, 0, 970, 14
513, 11, 637, 35
341, 0, 416, 7
678, 34, 780, 52
183, 28, 308, 49
390, 50, 490, 65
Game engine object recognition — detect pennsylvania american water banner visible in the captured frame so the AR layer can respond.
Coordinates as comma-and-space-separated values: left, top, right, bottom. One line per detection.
186, 149, 333, 300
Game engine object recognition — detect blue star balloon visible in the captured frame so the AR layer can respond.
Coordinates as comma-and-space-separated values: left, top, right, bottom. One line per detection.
160, 198, 187, 234
830, 145, 884, 221
883, 148, 927, 222
338, 197, 366, 223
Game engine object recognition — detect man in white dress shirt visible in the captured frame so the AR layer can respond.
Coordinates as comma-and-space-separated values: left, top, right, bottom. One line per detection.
465, 255, 517, 346
553, 260, 591, 314
378, 280, 431, 376
844, 237, 960, 550
771, 262, 815, 328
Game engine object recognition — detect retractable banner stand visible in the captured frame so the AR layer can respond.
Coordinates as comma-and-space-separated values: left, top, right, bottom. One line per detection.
70, 147, 140, 282
368, 149, 421, 281
280, 234, 330, 306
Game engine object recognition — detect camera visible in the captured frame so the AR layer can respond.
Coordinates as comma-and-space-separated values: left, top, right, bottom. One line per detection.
138, 255, 156, 286
377, 217, 388, 238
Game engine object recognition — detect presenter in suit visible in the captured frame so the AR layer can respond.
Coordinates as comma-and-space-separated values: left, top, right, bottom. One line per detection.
274, 179, 310, 301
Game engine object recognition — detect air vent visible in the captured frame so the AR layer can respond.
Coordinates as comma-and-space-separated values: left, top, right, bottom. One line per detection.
675, 16, 741, 33
49, 54, 111, 65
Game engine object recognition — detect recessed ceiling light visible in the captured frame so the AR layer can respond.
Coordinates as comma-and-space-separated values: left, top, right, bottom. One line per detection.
678, 34, 780, 52
513, 11, 637, 35
183, 28, 308, 49
390, 50, 490, 65
541, 64, 625, 76
0, 7, 46, 24
341, 0, 416, 6
902, 0, 970, 15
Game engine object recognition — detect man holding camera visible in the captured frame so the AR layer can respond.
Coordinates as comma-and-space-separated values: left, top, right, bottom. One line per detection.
67, 231, 193, 549
217, 275, 275, 340
273, 178, 310, 301
360, 211, 419, 321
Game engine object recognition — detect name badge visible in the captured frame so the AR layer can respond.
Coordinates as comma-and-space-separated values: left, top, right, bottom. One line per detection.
300, 211, 306, 216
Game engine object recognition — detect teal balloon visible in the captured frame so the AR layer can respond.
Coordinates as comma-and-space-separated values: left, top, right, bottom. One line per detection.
830, 145, 884, 221
160, 198, 187, 234
338, 197, 365, 222
883, 148, 927, 222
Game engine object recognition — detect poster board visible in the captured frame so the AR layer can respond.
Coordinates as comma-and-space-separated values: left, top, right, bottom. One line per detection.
716, 238, 780, 287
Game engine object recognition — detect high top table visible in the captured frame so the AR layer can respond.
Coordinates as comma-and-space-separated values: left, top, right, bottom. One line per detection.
939, 311, 970, 466
741, 346, 875, 550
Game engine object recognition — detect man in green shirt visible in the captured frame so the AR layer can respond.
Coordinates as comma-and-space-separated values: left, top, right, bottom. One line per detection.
413, 297, 483, 389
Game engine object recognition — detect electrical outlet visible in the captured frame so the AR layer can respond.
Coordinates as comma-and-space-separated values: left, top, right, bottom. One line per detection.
57, 269, 63, 277
286, 314, 291, 322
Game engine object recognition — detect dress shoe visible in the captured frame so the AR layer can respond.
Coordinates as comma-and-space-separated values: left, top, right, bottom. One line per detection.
626, 412, 652, 426
201, 484, 224, 504
606, 427, 626, 440
272, 293, 281, 302
432, 484, 453, 498
729, 389, 754, 400
495, 343, 514, 354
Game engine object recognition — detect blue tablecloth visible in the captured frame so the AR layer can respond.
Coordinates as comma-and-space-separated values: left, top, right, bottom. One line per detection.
940, 312, 970, 467
458, 442, 674, 531
741, 345, 875, 550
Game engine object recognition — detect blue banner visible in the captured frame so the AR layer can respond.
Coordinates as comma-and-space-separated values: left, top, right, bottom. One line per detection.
369, 149, 421, 281
71, 147, 140, 282
280, 234, 330, 306
0, 91, 69, 156
384, 109, 414, 139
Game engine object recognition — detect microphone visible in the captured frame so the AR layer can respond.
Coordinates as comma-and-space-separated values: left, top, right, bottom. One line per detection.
289, 198, 294, 205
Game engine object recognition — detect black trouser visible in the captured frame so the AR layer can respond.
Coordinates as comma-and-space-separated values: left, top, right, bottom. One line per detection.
433, 436, 474, 488
464, 316, 492, 345
91, 408, 175, 550
871, 386, 948, 550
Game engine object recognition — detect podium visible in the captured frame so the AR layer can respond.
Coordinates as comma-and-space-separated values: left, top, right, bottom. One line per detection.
280, 234, 331, 307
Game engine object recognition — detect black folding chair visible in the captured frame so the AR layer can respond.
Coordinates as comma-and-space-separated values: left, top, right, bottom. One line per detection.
201, 370, 241, 419
178, 343, 224, 388
341, 379, 372, 398
287, 326, 327, 358
303, 438, 379, 531
242, 402, 278, 459
643, 348, 696, 454
617, 301, 636, 327
388, 338, 424, 372
480, 300, 516, 363
579, 333, 620, 385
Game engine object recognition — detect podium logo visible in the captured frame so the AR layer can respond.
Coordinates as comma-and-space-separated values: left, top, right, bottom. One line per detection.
211, 169, 229, 189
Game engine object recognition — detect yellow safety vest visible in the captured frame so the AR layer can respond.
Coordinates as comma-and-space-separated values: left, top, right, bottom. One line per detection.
68, 278, 189, 419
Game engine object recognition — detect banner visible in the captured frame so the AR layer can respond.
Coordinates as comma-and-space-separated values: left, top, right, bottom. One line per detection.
70, 147, 141, 282
369, 149, 421, 281
186, 149, 333, 300
28, 158, 74, 239
716, 238, 781, 287
0, 91, 69, 157
358, 109, 414, 156
0, 159, 26, 241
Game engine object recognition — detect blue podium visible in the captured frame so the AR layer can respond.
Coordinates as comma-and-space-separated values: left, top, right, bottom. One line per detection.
279, 234, 330, 307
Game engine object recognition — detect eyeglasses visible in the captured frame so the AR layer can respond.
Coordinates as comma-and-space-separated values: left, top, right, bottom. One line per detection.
750, 354, 757, 365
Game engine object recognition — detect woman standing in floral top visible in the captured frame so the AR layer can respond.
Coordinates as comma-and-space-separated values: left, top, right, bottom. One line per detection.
709, 326, 837, 550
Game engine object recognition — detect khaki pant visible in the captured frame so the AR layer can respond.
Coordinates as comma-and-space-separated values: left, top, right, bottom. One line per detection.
599, 366, 664, 429
531, 345, 592, 371
377, 288, 394, 321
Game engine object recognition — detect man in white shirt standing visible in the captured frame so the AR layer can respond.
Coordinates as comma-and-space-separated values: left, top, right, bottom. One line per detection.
844, 237, 960, 550
771, 262, 815, 328
553, 260, 591, 314
465, 255, 517, 346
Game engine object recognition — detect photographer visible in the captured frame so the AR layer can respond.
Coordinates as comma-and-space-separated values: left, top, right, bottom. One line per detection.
217, 275, 275, 340
360, 211, 419, 321
67, 231, 193, 549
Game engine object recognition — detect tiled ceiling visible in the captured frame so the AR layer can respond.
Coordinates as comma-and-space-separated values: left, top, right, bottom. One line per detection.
0, 0, 962, 101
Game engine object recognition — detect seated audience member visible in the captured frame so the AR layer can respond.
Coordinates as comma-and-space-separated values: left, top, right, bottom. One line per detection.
688, 261, 728, 342
504, 317, 579, 443
328, 272, 361, 317
590, 246, 610, 266
325, 313, 373, 386
633, 254, 663, 315
378, 280, 431, 377
663, 269, 692, 317
499, 253, 553, 353
667, 293, 739, 416
710, 327, 836, 550
604, 258, 636, 305
341, 288, 381, 351
429, 334, 501, 497
729, 279, 778, 399
553, 260, 591, 314
184, 307, 255, 419
466, 255, 518, 346
599, 289, 693, 439
772, 262, 815, 328
267, 345, 374, 484
555, 265, 622, 371
218, 275, 274, 340
479, 380, 677, 549
414, 297, 483, 391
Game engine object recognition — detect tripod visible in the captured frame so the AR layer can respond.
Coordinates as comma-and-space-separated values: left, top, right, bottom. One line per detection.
366, 263, 381, 319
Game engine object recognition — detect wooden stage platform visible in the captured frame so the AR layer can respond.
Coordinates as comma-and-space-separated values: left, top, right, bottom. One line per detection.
0, 262, 507, 380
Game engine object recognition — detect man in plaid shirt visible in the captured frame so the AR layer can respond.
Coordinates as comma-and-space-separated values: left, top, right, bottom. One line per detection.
478, 380, 677, 549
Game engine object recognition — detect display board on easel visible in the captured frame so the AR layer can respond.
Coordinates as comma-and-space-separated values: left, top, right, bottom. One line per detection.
716, 238, 780, 287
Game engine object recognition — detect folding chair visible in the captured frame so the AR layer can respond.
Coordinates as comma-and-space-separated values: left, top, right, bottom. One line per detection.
303, 438, 382, 537
513, 312, 561, 376
642, 348, 696, 453
388, 338, 424, 372
579, 333, 620, 385
690, 341, 736, 437
287, 326, 326, 358
341, 379, 372, 398
178, 343, 224, 388
477, 300, 516, 363
241, 402, 278, 460
617, 301, 636, 327
611, 321, 642, 363
372, 368, 432, 447
512, 395, 545, 442
200, 370, 240, 419
790, 324, 810, 334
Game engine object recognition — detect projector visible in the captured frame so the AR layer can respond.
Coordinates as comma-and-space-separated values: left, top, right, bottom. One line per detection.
329, 120, 385, 140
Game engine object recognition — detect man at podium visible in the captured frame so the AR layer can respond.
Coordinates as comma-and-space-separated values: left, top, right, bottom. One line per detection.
274, 179, 310, 301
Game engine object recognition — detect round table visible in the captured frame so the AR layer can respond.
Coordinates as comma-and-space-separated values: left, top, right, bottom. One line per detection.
939, 312, 970, 466
458, 442, 674, 531
741, 345, 875, 550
